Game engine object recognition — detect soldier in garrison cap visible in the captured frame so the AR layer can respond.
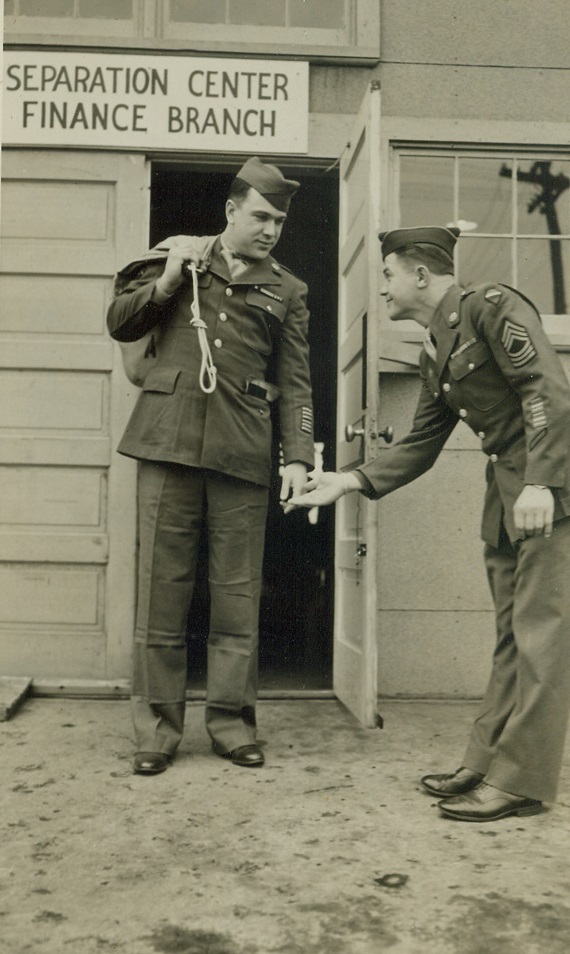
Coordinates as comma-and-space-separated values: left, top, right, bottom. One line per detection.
107, 157, 315, 775
286, 224, 570, 823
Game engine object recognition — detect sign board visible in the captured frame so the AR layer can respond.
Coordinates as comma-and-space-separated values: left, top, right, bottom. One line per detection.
3, 51, 309, 154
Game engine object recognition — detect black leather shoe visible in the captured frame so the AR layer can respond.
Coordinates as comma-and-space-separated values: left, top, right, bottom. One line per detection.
438, 782, 543, 822
421, 766, 484, 797
133, 752, 171, 775
212, 742, 264, 767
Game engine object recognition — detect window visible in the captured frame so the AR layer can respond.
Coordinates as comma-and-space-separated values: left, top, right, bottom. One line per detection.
161, 0, 377, 57
8, 0, 133, 16
4, 0, 379, 59
398, 151, 570, 316
4, 0, 139, 37
169, 0, 344, 28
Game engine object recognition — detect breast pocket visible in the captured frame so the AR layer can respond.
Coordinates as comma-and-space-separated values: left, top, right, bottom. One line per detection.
449, 340, 510, 410
242, 287, 286, 354
142, 367, 181, 393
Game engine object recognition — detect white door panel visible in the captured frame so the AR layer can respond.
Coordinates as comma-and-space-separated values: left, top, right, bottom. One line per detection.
334, 83, 382, 726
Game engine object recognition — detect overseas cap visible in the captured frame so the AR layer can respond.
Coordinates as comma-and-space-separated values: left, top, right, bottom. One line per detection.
378, 226, 460, 259
234, 156, 300, 212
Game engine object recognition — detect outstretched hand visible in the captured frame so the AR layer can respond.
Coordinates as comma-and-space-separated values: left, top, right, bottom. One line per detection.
281, 471, 350, 513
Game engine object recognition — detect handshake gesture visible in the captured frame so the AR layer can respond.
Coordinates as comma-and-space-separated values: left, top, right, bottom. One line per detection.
281, 470, 361, 514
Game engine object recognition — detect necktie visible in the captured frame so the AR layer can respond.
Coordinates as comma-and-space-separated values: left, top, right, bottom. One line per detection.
423, 330, 437, 361
221, 246, 250, 280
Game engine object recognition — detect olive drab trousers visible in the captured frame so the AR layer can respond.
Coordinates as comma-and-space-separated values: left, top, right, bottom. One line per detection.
131, 460, 269, 756
463, 516, 570, 802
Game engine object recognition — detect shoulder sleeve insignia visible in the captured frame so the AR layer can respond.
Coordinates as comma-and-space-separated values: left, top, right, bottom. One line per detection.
501, 319, 537, 368
485, 288, 503, 303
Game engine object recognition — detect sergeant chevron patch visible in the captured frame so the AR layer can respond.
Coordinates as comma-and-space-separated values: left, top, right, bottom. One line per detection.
300, 406, 313, 433
501, 319, 537, 368
530, 397, 547, 429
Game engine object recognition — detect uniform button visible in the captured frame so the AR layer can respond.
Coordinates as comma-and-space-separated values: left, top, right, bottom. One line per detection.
225, 288, 233, 297
214, 338, 222, 348
442, 383, 451, 392
219, 312, 227, 321
433, 391, 439, 398
478, 431, 486, 439
468, 362, 475, 370
490, 454, 498, 463
459, 408, 468, 418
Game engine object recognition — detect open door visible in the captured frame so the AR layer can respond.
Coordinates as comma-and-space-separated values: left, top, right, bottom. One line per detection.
334, 82, 382, 726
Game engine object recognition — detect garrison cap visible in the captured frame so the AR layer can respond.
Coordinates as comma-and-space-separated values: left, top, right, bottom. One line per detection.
234, 156, 300, 212
378, 226, 460, 259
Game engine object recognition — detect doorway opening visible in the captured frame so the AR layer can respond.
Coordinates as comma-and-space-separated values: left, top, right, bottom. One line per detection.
150, 160, 339, 690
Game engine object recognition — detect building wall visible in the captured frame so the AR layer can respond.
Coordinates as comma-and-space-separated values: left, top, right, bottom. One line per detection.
2, 0, 569, 696
311, 0, 570, 122
367, 0, 570, 697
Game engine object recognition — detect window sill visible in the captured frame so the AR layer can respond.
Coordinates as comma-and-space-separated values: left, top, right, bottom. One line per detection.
3, 33, 380, 64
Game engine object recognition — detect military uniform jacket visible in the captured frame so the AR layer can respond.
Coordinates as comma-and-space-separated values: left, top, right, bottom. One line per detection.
359, 283, 570, 546
107, 235, 315, 487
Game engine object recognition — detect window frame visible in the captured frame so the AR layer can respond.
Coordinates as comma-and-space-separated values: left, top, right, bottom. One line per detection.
379, 123, 570, 358
393, 145, 570, 318
3, 0, 380, 61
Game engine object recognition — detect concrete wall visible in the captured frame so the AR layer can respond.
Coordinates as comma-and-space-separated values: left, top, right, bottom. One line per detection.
374, 375, 496, 697
310, 0, 570, 123
374, 354, 570, 699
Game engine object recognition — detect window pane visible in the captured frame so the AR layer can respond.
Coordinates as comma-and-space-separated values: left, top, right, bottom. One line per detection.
518, 239, 570, 314
399, 156, 454, 229
79, 0, 133, 17
458, 237, 512, 288
289, 0, 345, 28
458, 158, 512, 234
5, 0, 15, 14
20, 0, 73, 14
230, 0, 286, 25
517, 160, 570, 237
171, 0, 226, 23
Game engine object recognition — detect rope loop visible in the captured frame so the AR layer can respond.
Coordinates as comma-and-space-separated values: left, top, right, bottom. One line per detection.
188, 263, 217, 393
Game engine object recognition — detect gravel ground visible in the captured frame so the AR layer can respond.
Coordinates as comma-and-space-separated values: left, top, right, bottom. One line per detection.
1, 697, 569, 954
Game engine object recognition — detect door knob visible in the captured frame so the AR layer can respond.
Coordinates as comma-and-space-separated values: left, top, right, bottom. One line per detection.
345, 424, 364, 442
378, 425, 394, 444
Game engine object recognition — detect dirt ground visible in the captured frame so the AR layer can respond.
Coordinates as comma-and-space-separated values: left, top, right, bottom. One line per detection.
1, 696, 569, 954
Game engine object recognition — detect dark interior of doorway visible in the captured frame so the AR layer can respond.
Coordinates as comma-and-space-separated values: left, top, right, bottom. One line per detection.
150, 162, 339, 690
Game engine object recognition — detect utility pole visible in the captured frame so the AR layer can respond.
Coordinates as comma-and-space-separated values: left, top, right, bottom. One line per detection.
500, 160, 569, 314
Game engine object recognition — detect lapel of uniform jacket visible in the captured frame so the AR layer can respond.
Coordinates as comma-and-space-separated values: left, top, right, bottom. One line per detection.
429, 285, 464, 381
208, 242, 284, 293
231, 255, 284, 291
